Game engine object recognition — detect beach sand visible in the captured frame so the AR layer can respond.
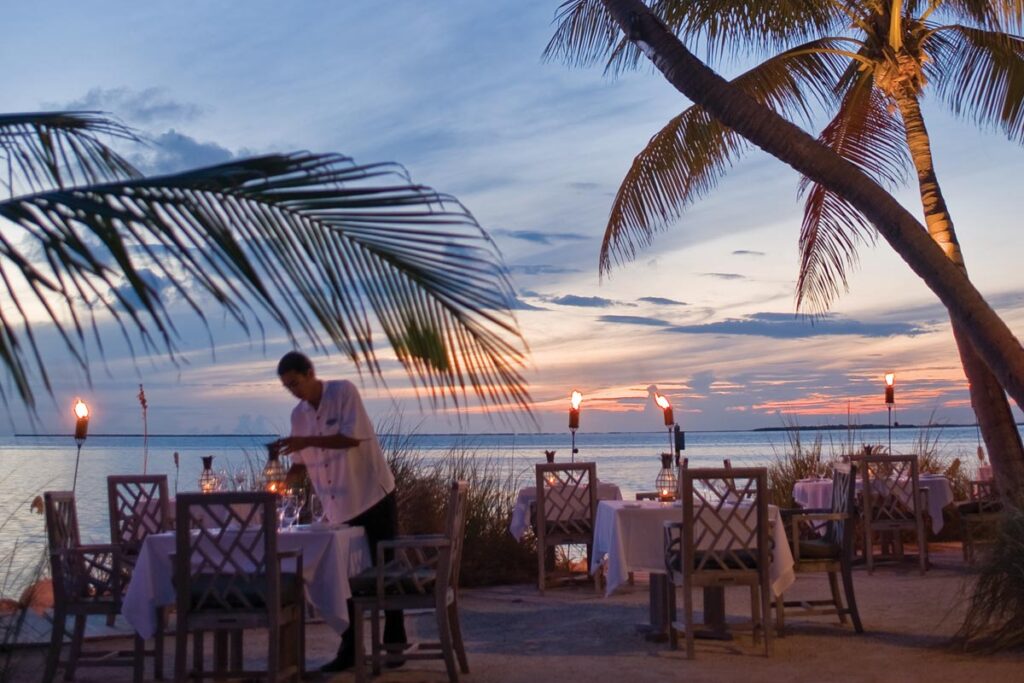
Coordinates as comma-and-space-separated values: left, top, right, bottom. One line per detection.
8, 544, 1022, 682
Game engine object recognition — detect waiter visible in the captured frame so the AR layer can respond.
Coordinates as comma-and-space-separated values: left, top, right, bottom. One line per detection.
271, 351, 406, 672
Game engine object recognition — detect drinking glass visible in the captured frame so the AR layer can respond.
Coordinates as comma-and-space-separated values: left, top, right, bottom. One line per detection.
278, 495, 300, 530
309, 494, 326, 524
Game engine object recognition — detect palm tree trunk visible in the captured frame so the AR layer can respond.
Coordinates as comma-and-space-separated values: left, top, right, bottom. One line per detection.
597, 0, 1024, 423
895, 92, 1024, 501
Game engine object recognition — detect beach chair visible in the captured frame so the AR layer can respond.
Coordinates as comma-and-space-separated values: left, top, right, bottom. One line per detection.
173, 492, 305, 682
664, 467, 772, 659
351, 480, 470, 683
776, 463, 863, 634
957, 480, 1003, 563
42, 491, 152, 683
534, 462, 598, 593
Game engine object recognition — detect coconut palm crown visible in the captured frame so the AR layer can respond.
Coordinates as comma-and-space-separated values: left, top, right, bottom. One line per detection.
0, 112, 530, 415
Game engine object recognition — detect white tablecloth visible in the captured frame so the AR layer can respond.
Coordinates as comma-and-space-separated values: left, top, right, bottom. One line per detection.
792, 475, 954, 534
122, 525, 370, 638
508, 482, 622, 540
590, 500, 795, 598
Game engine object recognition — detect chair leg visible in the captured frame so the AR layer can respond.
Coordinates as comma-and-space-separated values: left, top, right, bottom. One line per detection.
353, 601, 368, 683
174, 623, 189, 683
841, 563, 864, 633
154, 607, 165, 680
436, 600, 460, 683
213, 630, 228, 678
267, 624, 279, 683
760, 585, 773, 657
370, 604, 383, 676
64, 614, 87, 682
774, 591, 785, 637
193, 630, 204, 677
133, 634, 145, 683
749, 586, 761, 646
865, 524, 874, 574
229, 629, 243, 672
667, 582, 678, 650
449, 599, 470, 674
537, 543, 546, 594
917, 517, 928, 574
43, 608, 65, 683
297, 603, 306, 680
683, 585, 695, 659
827, 571, 847, 625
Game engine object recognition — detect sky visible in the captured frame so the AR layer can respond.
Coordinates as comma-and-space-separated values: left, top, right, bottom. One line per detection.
2, 1, 1022, 436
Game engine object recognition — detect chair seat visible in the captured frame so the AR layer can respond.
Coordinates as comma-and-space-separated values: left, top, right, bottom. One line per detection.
667, 549, 760, 572
798, 539, 841, 560
351, 562, 438, 597
188, 573, 302, 610
957, 500, 1003, 515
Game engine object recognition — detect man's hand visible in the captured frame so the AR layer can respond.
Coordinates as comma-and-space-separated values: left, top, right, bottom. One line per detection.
270, 436, 309, 456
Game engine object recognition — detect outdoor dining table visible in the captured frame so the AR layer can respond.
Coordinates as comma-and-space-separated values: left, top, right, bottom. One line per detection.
792, 473, 954, 534
121, 523, 371, 638
590, 499, 795, 639
507, 481, 622, 540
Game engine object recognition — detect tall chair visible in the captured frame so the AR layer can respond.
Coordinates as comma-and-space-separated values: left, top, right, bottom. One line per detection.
42, 491, 150, 683
776, 463, 863, 634
855, 454, 928, 573
957, 480, 1003, 563
351, 481, 470, 683
107, 473, 172, 659
534, 462, 598, 593
665, 467, 772, 659
173, 492, 304, 683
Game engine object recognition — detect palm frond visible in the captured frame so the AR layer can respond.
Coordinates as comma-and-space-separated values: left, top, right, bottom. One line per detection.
0, 112, 140, 196
927, 24, 1024, 142
796, 78, 911, 314
600, 41, 849, 274
935, 0, 1024, 33
543, 0, 619, 67
0, 153, 531, 413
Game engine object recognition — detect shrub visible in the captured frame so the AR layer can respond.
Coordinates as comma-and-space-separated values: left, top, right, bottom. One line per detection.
767, 421, 833, 508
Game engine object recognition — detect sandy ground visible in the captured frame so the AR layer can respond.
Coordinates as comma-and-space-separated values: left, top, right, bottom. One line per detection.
8, 543, 1022, 683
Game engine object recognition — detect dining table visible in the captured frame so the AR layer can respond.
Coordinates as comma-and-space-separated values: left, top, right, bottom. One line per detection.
590, 499, 794, 639
792, 473, 954, 534
507, 481, 622, 540
121, 523, 371, 638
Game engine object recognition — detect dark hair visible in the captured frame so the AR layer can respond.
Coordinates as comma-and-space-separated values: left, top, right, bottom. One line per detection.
277, 351, 313, 376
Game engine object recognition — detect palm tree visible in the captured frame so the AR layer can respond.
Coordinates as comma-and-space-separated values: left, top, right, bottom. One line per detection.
0, 112, 530, 415
547, 0, 1024, 500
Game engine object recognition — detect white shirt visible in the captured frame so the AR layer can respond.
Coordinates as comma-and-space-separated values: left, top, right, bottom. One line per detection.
289, 379, 395, 523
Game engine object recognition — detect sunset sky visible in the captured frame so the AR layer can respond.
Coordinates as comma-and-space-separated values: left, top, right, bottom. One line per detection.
3, 1, 1022, 436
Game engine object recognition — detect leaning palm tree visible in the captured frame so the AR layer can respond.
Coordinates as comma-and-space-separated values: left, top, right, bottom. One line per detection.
0, 112, 530, 415
546, 0, 1024, 498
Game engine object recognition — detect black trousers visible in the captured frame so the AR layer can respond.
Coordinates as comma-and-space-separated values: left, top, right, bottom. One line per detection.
339, 491, 407, 655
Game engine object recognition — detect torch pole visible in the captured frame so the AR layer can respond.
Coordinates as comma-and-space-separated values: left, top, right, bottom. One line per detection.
72, 441, 83, 492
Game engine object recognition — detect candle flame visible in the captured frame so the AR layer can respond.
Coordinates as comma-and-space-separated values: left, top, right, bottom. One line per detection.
654, 393, 671, 410
884, 372, 895, 387
73, 399, 89, 420
570, 390, 582, 410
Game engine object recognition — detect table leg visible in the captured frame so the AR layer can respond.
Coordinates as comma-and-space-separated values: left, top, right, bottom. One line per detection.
695, 587, 732, 640
635, 572, 670, 642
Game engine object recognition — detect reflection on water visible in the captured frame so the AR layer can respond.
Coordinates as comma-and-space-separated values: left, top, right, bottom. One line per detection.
0, 426, 998, 596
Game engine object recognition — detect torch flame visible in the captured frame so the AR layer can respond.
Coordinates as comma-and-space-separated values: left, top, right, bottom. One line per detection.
73, 399, 89, 420
570, 390, 582, 410
654, 393, 671, 410
884, 372, 895, 387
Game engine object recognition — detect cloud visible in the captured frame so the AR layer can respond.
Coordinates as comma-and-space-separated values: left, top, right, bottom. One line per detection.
701, 272, 746, 281
133, 129, 235, 175
108, 268, 177, 309
508, 295, 546, 311
690, 370, 715, 395
495, 229, 590, 245
638, 296, 687, 306
58, 87, 202, 125
732, 250, 766, 257
597, 315, 670, 326
665, 312, 924, 339
508, 264, 582, 275
550, 295, 616, 308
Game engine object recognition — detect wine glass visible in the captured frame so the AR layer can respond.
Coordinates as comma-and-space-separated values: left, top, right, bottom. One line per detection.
309, 494, 326, 525
278, 495, 300, 531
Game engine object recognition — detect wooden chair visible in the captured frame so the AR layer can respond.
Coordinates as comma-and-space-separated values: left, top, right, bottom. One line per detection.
107, 474, 172, 652
957, 480, 1003, 563
42, 491, 151, 683
854, 454, 928, 574
173, 492, 304, 683
664, 467, 772, 659
534, 462, 598, 593
776, 463, 863, 634
351, 481, 470, 683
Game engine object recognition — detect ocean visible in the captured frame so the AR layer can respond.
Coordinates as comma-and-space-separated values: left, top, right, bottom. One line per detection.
0, 425, 999, 596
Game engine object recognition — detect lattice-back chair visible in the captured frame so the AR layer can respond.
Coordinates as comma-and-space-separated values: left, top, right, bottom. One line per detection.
351, 481, 471, 683
107, 475, 171, 636
776, 463, 863, 634
957, 480, 1004, 563
856, 454, 928, 573
664, 467, 771, 659
173, 492, 304, 683
42, 491, 151, 683
534, 462, 598, 593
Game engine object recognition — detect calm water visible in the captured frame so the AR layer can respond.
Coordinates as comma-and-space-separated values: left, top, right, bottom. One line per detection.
0, 425, 999, 596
